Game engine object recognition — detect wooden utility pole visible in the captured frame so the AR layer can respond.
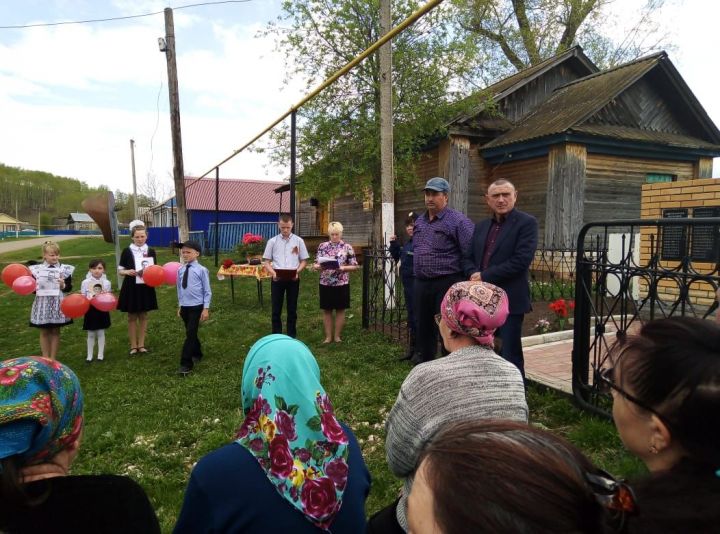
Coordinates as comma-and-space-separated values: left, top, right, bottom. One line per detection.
130, 139, 138, 219
379, 0, 394, 247
162, 7, 189, 242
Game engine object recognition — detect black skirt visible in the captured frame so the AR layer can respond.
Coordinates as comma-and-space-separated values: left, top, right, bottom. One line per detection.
117, 276, 158, 313
83, 306, 111, 331
319, 284, 350, 310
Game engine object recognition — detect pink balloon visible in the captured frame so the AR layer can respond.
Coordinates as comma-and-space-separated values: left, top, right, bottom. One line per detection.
91, 292, 117, 312
163, 261, 182, 285
12, 275, 36, 296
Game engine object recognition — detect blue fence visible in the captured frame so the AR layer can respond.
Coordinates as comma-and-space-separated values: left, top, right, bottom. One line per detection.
207, 222, 278, 252
146, 227, 179, 248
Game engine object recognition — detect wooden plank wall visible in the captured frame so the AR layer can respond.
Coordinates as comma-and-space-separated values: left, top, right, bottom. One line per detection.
545, 144, 587, 248
500, 63, 587, 123
584, 154, 695, 225
479, 156, 549, 237
330, 194, 373, 246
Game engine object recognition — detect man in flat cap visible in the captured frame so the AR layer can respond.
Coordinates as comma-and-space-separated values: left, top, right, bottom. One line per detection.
411, 177, 474, 365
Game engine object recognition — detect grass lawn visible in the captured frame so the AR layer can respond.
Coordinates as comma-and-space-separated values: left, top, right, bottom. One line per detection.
0, 237, 645, 532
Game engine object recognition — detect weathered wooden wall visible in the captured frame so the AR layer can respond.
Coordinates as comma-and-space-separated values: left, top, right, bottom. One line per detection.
545, 143, 587, 247
499, 62, 590, 123
584, 154, 695, 225
479, 156, 549, 237
330, 194, 372, 246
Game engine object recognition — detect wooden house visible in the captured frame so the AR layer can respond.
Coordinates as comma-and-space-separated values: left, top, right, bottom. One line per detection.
67, 212, 98, 231
0, 213, 22, 233
300, 47, 720, 248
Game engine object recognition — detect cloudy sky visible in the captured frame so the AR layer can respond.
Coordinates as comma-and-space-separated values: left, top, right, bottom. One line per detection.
0, 0, 718, 198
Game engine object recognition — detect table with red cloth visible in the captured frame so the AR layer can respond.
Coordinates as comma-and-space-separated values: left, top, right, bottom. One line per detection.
216, 264, 272, 306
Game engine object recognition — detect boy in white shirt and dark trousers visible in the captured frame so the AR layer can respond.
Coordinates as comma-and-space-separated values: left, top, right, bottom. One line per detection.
176, 241, 212, 376
263, 213, 309, 338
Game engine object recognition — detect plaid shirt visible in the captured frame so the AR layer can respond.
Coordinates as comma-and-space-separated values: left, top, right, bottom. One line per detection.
413, 207, 474, 279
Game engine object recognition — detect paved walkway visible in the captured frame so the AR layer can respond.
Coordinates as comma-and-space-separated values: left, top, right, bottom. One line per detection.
524, 338, 575, 394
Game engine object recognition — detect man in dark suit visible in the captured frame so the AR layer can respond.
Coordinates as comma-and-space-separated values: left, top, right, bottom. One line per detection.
462, 179, 538, 377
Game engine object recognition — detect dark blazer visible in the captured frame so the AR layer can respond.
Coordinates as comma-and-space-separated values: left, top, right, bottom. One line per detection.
461, 209, 538, 314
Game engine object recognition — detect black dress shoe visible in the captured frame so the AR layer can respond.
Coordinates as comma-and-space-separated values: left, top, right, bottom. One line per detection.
397, 352, 413, 361
178, 366, 192, 376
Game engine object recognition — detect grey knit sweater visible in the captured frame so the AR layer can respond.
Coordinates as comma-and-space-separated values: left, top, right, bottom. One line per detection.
385, 344, 528, 531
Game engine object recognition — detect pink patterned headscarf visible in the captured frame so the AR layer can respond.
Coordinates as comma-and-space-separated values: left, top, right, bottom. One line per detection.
440, 281, 509, 346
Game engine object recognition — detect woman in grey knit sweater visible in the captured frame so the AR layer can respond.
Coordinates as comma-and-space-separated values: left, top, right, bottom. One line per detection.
368, 281, 528, 533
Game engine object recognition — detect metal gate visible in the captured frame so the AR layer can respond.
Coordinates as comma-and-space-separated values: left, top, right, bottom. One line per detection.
572, 218, 720, 417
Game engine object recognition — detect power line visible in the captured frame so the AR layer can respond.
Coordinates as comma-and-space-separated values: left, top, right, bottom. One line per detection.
0, 0, 253, 30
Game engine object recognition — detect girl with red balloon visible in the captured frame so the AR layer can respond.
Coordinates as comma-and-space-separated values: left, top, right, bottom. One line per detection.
28, 241, 75, 359
80, 259, 116, 363
117, 222, 159, 355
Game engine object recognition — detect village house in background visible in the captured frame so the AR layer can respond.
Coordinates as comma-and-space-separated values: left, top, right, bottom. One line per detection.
66, 212, 98, 232
0, 213, 22, 233
145, 177, 289, 248
296, 46, 720, 248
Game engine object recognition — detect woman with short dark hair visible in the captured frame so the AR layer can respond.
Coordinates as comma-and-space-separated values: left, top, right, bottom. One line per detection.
602, 316, 720, 532
408, 420, 628, 534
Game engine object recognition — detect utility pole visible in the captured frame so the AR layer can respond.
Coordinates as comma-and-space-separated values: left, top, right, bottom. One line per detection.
15, 199, 19, 238
379, 0, 395, 307
161, 7, 189, 242
130, 139, 138, 220
380, 0, 394, 246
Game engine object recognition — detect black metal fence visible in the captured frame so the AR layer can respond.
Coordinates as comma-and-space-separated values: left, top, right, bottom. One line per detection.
361, 244, 580, 345
572, 219, 720, 418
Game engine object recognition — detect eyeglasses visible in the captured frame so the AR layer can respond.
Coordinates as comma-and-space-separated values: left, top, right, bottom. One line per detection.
597, 367, 668, 422
434, 313, 442, 326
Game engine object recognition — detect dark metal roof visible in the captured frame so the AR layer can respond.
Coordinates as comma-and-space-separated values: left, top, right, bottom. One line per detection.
482, 52, 720, 151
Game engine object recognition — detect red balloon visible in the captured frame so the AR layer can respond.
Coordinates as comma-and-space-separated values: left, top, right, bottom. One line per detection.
162, 261, 182, 285
60, 294, 90, 319
91, 292, 117, 312
12, 275, 36, 295
2, 263, 31, 287
142, 264, 165, 287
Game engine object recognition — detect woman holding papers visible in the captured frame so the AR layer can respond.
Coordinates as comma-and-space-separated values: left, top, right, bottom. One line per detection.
312, 222, 358, 343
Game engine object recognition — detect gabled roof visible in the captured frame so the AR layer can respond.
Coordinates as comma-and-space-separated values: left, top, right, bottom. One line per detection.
68, 212, 94, 223
0, 213, 21, 224
181, 178, 289, 213
482, 52, 720, 151
450, 45, 599, 126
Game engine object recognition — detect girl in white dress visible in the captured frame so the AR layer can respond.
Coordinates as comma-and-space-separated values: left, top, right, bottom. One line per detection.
28, 241, 75, 359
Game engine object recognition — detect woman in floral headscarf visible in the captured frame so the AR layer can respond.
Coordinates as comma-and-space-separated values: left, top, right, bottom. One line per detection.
368, 281, 528, 533
174, 334, 370, 533
0, 356, 159, 533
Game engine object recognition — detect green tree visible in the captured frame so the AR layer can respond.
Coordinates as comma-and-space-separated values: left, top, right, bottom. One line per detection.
453, 0, 670, 78
265, 0, 480, 201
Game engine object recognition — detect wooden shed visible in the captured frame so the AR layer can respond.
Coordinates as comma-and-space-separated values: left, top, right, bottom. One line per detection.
303, 46, 720, 248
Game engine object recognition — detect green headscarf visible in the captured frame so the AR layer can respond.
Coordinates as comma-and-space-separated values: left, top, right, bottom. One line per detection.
235, 335, 349, 530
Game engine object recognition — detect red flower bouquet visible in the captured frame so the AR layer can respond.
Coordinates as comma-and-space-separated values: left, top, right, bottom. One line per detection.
548, 298, 575, 330
236, 233, 266, 262
221, 258, 234, 269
